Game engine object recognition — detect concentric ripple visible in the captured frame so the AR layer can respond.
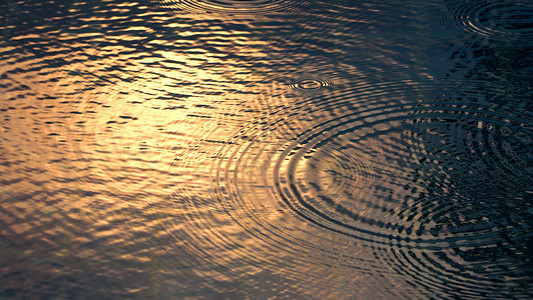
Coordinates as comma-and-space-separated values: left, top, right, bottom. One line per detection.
445, 0, 533, 44
151, 0, 316, 14
285, 78, 332, 92
213, 79, 533, 295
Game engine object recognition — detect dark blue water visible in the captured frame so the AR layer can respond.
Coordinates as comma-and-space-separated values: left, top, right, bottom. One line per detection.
1, 0, 532, 298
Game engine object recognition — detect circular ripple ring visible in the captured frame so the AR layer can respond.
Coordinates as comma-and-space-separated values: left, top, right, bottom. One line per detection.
151, 0, 317, 14
445, 0, 533, 43
212, 77, 533, 272
275, 103, 531, 247
286, 79, 332, 92
212, 80, 533, 294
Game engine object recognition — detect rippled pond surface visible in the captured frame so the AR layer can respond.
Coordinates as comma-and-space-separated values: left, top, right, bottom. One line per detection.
1, 0, 532, 298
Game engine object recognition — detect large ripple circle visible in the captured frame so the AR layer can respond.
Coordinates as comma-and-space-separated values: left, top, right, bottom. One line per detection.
213, 79, 533, 296
151, 0, 316, 14
445, 0, 533, 44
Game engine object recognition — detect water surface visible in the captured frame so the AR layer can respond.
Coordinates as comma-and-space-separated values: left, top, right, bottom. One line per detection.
1, 0, 532, 298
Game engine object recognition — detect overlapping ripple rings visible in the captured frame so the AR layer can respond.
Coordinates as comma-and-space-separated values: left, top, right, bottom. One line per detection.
213, 79, 533, 296
151, 0, 317, 14
445, 0, 533, 44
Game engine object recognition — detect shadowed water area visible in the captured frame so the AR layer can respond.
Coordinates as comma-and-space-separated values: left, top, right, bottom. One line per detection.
0, 0, 532, 298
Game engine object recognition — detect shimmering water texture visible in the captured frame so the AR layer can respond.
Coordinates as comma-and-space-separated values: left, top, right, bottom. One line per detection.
1, 0, 532, 299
